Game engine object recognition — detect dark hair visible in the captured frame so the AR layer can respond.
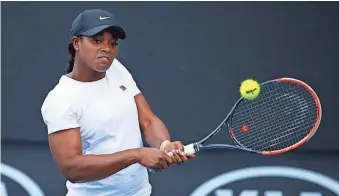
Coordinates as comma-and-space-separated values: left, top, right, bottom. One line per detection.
67, 43, 76, 73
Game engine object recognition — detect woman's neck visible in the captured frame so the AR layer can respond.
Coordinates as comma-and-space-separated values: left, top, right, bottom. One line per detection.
69, 61, 106, 82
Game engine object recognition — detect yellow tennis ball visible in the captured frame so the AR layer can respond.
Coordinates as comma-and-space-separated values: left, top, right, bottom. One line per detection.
240, 79, 260, 100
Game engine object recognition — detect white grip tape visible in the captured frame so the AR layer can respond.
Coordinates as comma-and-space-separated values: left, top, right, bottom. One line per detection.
165, 144, 195, 156
184, 143, 196, 155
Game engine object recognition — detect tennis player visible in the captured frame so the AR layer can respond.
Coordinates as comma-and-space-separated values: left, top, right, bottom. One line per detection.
41, 9, 195, 196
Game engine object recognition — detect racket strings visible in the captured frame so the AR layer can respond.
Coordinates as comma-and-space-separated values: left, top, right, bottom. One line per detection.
240, 114, 316, 150
250, 120, 316, 151
234, 105, 317, 144
234, 83, 307, 130
260, 123, 316, 151
232, 84, 309, 135
231, 85, 316, 127
231, 101, 315, 130
241, 95, 315, 151
230, 81, 318, 152
240, 89, 316, 151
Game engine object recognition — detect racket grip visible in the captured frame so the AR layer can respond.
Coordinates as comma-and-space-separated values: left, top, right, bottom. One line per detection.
166, 143, 197, 156
184, 143, 196, 155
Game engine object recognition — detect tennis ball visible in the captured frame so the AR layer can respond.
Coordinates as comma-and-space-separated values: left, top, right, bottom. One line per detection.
240, 79, 260, 100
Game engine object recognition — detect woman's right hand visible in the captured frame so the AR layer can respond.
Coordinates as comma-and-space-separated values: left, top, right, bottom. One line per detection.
137, 148, 174, 172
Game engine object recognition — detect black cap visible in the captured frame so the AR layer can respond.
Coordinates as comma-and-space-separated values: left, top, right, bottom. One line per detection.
71, 9, 126, 39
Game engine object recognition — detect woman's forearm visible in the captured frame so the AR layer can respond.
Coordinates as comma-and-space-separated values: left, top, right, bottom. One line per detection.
142, 116, 171, 149
63, 149, 140, 183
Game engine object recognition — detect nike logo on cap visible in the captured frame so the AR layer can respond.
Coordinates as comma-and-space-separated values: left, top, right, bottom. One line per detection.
99, 16, 111, 20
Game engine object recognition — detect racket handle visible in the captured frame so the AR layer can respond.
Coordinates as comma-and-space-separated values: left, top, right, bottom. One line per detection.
184, 143, 197, 155
165, 143, 197, 156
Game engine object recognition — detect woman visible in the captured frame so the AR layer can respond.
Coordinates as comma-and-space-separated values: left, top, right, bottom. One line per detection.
41, 9, 195, 196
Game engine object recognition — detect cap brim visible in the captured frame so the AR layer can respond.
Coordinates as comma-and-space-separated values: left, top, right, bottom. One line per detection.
80, 24, 126, 39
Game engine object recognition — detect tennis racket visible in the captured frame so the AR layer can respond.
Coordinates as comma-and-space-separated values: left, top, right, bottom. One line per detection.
183, 77, 322, 156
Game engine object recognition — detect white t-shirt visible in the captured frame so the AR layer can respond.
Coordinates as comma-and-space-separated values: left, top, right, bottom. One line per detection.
41, 59, 152, 196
